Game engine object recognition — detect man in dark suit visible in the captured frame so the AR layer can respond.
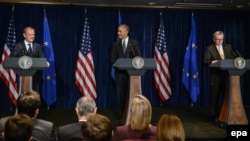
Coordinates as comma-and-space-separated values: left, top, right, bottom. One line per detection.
0, 91, 57, 141
10, 26, 45, 93
110, 24, 141, 115
203, 31, 235, 118
2, 114, 33, 141
58, 96, 97, 141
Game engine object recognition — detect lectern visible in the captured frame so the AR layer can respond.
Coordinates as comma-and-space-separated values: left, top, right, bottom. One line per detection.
209, 58, 250, 125
3, 56, 48, 94
113, 57, 156, 125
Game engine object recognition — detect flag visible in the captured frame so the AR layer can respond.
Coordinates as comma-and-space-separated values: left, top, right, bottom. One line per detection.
111, 12, 122, 79
41, 12, 57, 106
0, 14, 18, 105
182, 14, 200, 103
154, 14, 172, 101
75, 16, 97, 99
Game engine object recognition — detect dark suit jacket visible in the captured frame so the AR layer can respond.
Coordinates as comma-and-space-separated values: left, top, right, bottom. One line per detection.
203, 44, 234, 66
10, 41, 44, 92
113, 125, 156, 141
58, 122, 85, 141
111, 39, 141, 74
0, 116, 56, 141
10, 41, 44, 58
111, 39, 140, 64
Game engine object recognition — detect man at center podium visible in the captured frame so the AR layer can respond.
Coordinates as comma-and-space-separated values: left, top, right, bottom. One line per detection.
203, 31, 235, 118
10, 26, 44, 93
110, 24, 141, 115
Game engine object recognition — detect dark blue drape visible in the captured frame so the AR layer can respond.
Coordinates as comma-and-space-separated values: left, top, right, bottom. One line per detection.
1, 3, 250, 110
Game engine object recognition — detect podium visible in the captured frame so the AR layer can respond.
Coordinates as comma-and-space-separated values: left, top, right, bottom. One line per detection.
209, 59, 250, 125
113, 57, 156, 125
3, 56, 48, 94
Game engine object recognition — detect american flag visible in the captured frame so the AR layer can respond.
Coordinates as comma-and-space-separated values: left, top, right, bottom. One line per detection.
154, 15, 172, 101
0, 15, 19, 105
75, 17, 97, 99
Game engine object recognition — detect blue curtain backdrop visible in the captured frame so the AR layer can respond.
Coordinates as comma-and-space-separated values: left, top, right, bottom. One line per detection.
1, 3, 250, 110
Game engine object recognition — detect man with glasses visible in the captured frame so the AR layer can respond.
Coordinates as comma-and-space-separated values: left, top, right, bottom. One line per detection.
203, 31, 235, 120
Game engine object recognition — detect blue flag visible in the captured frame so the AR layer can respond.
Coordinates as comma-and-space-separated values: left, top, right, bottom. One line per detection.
41, 12, 57, 106
182, 14, 200, 103
111, 12, 122, 79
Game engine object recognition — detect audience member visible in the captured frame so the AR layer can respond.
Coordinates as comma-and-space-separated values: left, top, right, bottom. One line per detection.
81, 113, 112, 141
2, 114, 33, 141
58, 96, 97, 141
0, 90, 56, 141
113, 95, 156, 141
157, 114, 185, 141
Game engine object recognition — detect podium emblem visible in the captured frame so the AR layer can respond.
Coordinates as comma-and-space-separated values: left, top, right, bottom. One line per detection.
234, 57, 246, 69
132, 56, 144, 69
18, 56, 33, 69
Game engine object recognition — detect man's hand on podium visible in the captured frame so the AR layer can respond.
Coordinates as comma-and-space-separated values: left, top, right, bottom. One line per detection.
47, 61, 50, 67
212, 60, 219, 64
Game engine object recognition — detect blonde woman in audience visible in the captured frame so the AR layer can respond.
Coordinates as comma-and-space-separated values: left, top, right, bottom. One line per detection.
157, 114, 185, 141
113, 95, 156, 141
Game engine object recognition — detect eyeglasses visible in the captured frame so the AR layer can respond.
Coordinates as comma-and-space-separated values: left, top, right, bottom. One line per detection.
214, 39, 223, 41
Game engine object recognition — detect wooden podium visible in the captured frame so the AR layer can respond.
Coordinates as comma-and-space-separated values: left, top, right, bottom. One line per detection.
209, 58, 250, 125
113, 57, 156, 125
3, 56, 48, 94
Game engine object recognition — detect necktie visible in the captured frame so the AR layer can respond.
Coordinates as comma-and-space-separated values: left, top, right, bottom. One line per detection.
218, 46, 224, 59
122, 40, 126, 54
27, 44, 32, 56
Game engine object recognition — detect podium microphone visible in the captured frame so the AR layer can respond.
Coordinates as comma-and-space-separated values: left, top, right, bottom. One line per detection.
21, 48, 25, 56
235, 50, 242, 57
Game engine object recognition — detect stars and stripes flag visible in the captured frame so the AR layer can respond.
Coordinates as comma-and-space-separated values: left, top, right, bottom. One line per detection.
0, 14, 18, 105
182, 14, 200, 103
75, 16, 97, 99
154, 14, 172, 101
41, 12, 57, 106
111, 12, 122, 79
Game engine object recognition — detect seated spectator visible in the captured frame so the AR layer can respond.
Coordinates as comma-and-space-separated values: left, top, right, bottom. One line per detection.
0, 90, 56, 141
113, 95, 156, 141
81, 113, 112, 141
156, 114, 185, 141
2, 114, 33, 141
58, 96, 97, 141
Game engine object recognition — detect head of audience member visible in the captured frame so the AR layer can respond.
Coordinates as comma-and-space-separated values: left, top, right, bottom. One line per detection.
129, 95, 152, 130
157, 114, 185, 141
2, 114, 33, 141
117, 24, 129, 40
17, 90, 41, 118
75, 96, 97, 121
81, 113, 112, 141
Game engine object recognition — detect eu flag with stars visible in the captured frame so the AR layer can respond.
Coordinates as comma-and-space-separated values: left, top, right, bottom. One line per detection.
111, 12, 122, 80
41, 12, 57, 106
182, 14, 200, 103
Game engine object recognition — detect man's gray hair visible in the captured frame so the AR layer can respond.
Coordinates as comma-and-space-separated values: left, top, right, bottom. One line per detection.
213, 31, 224, 38
76, 96, 96, 116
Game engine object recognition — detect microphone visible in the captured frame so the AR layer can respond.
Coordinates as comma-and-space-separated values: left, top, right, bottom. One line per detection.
231, 49, 242, 58
135, 49, 141, 57
235, 50, 242, 57
21, 48, 25, 56
130, 49, 141, 58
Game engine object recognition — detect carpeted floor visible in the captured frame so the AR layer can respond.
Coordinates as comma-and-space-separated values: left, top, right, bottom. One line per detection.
1, 106, 250, 141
